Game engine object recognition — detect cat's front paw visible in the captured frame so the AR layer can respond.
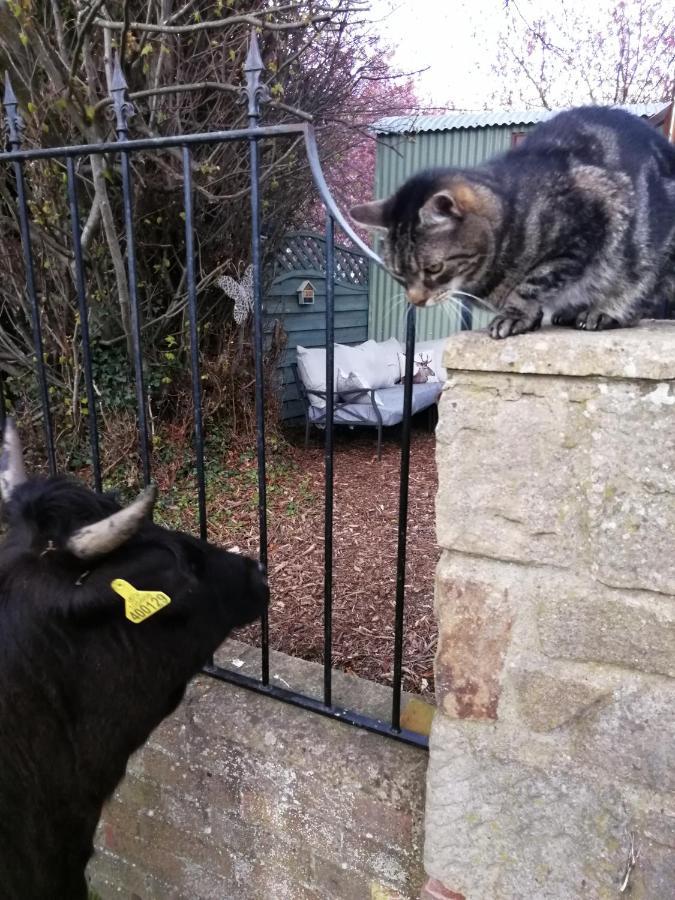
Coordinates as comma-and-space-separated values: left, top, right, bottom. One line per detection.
552, 307, 585, 327
488, 311, 543, 340
575, 310, 620, 331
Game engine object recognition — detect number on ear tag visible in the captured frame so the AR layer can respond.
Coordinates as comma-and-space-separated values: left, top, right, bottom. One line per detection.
111, 578, 171, 623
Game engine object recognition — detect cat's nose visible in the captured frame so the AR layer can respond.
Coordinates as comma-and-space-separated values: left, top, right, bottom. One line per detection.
406, 285, 429, 305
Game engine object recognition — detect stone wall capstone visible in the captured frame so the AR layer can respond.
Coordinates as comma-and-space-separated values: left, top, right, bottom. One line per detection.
426, 322, 675, 899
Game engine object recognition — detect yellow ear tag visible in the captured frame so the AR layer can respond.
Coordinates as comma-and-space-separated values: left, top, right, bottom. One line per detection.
111, 578, 171, 623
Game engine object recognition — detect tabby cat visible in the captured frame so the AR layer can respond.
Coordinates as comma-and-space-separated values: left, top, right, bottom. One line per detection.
351, 106, 675, 339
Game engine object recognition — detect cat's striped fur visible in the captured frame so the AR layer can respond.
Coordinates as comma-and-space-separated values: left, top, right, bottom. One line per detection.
351, 106, 675, 339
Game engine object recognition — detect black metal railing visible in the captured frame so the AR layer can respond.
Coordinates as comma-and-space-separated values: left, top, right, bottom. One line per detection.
0, 34, 425, 749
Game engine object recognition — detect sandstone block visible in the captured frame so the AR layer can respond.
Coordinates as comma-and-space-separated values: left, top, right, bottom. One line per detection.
585, 381, 675, 595
572, 683, 675, 793
435, 563, 513, 719
436, 371, 590, 568
425, 715, 635, 899
511, 667, 612, 732
441, 321, 675, 381
538, 586, 675, 678
436, 324, 675, 593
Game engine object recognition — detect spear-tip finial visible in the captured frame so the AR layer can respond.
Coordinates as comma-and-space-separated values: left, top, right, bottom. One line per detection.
3, 72, 17, 107
3, 72, 23, 146
108, 50, 135, 136
244, 30, 264, 74
111, 51, 129, 93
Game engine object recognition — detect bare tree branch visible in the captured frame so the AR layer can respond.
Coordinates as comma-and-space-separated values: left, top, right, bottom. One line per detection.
93, 5, 366, 35
93, 81, 314, 121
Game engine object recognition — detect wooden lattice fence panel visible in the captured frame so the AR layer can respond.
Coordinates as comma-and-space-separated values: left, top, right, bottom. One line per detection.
274, 231, 369, 286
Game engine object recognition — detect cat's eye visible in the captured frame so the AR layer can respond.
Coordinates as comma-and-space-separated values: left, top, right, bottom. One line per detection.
425, 262, 444, 276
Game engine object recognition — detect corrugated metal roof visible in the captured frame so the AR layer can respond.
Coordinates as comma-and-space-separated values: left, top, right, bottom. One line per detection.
373, 104, 667, 134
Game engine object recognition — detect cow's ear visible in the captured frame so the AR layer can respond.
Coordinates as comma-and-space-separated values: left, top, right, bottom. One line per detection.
350, 198, 390, 232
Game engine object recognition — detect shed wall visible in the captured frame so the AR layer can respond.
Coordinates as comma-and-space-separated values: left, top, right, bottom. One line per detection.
264, 272, 369, 422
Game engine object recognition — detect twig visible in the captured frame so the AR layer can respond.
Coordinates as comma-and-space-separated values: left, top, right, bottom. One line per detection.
93, 7, 366, 35
619, 831, 641, 893
93, 81, 313, 122
69, 0, 108, 82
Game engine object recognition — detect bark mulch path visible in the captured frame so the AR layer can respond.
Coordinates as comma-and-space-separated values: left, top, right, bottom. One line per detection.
155, 424, 439, 700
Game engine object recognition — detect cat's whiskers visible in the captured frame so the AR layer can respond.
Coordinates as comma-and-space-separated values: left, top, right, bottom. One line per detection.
437, 300, 464, 330
385, 290, 411, 337
448, 290, 495, 313
434, 291, 465, 315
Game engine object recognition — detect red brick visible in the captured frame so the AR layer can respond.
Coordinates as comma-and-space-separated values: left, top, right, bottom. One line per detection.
421, 876, 466, 900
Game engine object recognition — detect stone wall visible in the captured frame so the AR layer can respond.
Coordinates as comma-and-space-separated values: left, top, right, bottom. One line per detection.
88, 640, 427, 900
425, 323, 675, 899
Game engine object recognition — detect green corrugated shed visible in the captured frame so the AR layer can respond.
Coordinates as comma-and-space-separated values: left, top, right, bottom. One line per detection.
367, 104, 666, 343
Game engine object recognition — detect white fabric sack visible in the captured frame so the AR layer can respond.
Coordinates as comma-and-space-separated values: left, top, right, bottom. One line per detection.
364, 337, 403, 386
297, 339, 403, 408
336, 368, 384, 406
334, 339, 400, 391
296, 345, 328, 408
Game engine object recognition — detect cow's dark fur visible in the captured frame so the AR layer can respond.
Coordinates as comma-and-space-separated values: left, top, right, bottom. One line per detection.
0, 475, 268, 899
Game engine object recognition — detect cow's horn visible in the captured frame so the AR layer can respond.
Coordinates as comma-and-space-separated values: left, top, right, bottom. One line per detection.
66, 484, 157, 560
0, 418, 28, 504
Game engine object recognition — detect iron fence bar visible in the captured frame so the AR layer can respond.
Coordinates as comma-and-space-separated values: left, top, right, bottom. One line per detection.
323, 214, 335, 706
181, 146, 207, 541
0, 376, 5, 429
3, 74, 56, 474
391, 304, 416, 731
302, 126, 382, 267
245, 32, 270, 685
0, 124, 307, 164
111, 55, 151, 487
204, 662, 428, 750
66, 158, 102, 493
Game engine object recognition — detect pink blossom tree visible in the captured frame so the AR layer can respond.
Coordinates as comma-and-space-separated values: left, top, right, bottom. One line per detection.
491, 0, 674, 109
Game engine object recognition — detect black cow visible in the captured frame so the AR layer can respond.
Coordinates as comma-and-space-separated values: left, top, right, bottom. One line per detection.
0, 419, 268, 900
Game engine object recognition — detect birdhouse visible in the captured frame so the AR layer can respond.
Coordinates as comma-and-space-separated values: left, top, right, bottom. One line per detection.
297, 280, 315, 306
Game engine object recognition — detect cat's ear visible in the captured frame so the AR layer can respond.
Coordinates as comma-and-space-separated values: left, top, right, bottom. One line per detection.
350, 199, 389, 232
419, 190, 463, 226
419, 184, 478, 226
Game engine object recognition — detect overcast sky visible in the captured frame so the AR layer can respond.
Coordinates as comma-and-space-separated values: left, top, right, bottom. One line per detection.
368, 0, 674, 110
369, 0, 510, 109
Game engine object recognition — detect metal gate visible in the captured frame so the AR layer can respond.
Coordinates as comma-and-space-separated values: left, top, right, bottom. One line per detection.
0, 33, 425, 748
